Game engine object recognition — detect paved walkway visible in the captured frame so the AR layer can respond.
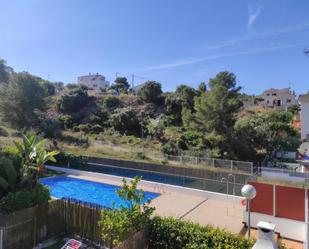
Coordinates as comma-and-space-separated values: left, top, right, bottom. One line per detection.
67, 174, 303, 248
68, 174, 245, 234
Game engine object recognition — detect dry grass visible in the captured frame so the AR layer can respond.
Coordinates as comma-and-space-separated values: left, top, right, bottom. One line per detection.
256, 176, 309, 189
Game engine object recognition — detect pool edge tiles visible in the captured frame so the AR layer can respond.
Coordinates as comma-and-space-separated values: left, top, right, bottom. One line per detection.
39, 175, 160, 209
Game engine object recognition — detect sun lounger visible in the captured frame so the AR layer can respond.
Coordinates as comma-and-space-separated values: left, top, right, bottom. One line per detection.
61, 239, 82, 249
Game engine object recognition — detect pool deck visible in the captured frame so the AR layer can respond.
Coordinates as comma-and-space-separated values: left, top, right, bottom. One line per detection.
67, 174, 245, 234
65, 173, 304, 248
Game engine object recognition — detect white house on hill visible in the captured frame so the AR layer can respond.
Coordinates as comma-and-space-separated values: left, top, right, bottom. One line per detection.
299, 93, 309, 141
259, 87, 298, 109
78, 73, 109, 90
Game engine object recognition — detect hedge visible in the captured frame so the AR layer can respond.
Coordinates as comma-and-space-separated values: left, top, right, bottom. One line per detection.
149, 217, 289, 249
0, 183, 51, 214
149, 216, 255, 249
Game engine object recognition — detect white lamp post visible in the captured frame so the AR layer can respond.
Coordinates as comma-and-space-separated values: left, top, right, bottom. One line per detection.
241, 184, 256, 238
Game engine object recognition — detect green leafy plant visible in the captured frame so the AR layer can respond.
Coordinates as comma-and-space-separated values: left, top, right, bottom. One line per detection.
149, 217, 255, 249
99, 207, 131, 248
0, 157, 17, 194
14, 134, 58, 180
99, 177, 155, 248
0, 183, 50, 214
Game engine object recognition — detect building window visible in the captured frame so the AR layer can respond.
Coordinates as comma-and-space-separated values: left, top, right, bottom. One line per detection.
267, 93, 270, 96
287, 99, 291, 103
272, 93, 277, 96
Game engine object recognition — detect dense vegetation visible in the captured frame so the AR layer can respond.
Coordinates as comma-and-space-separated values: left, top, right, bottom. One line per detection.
0, 58, 300, 164
99, 177, 271, 249
99, 177, 155, 248
149, 217, 255, 249
0, 134, 58, 214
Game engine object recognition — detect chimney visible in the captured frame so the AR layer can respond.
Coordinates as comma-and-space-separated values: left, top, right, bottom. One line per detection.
252, 221, 278, 249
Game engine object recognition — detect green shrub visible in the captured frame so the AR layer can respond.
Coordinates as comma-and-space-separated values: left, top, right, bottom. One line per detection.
99, 177, 155, 248
0, 183, 51, 214
90, 124, 103, 134
0, 126, 9, 137
58, 87, 91, 113
122, 135, 140, 145
161, 140, 178, 155
52, 152, 86, 168
78, 124, 91, 133
39, 118, 61, 138
103, 95, 121, 109
149, 217, 255, 249
140, 81, 162, 104
59, 115, 74, 129
109, 107, 141, 135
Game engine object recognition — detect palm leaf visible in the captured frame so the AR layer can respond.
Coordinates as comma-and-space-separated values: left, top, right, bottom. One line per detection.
0, 176, 9, 191
0, 158, 17, 189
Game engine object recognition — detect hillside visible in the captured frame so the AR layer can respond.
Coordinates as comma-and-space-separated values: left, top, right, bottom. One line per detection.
0, 59, 300, 163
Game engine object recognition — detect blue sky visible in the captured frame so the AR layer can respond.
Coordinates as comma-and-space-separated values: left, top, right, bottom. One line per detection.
1, 0, 309, 94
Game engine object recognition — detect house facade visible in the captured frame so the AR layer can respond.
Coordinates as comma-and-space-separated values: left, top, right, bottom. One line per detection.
77, 73, 109, 90
299, 93, 309, 141
258, 87, 298, 109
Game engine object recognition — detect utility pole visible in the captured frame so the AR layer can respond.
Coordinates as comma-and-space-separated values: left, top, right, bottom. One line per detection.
131, 74, 135, 88
115, 72, 119, 78
131, 74, 135, 95
141, 111, 145, 157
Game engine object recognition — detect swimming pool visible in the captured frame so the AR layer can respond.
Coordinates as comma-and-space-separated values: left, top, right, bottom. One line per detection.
39, 176, 159, 208
62, 163, 243, 196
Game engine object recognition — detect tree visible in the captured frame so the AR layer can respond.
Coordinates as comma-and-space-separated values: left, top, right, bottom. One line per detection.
183, 71, 243, 157
0, 72, 46, 128
99, 177, 154, 249
109, 107, 141, 135
140, 81, 162, 104
58, 87, 91, 113
164, 85, 198, 126
174, 85, 198, 109
111, 77, 130, 94
0, 59, 12, 84
234, 109, 298, 162
198, 82, 207, 93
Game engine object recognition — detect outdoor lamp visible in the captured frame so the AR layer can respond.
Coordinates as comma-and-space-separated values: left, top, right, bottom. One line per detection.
241, 184, 256, 238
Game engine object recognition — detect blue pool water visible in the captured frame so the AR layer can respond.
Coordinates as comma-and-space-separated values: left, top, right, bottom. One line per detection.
61, 164, 243, 196
39, 176, 159, 208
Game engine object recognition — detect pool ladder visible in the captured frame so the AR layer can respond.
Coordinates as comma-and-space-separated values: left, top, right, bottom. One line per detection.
221, 174, 236, 196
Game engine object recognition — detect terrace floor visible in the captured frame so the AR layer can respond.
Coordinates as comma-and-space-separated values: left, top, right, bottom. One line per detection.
67, 174, 303, 249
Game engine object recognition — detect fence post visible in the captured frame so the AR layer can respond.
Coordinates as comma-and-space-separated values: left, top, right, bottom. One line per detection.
0, 227, 3, 249
273, 185, 276, 217
33, 217, 37, 247
230, 160, 233, 171
212, 158, 215, 167
305, 189, 309, 249
251, 163, 254, 176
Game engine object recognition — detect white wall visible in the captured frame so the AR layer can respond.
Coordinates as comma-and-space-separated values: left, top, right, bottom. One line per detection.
243, 212, 305, 242
77, 74, 109, 90
301, 101, 309, 141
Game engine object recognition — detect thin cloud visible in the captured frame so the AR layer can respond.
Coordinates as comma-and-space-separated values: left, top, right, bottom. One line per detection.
247, 2, 262, 31
207, 22, 309, 50
143, 43, 300, 71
